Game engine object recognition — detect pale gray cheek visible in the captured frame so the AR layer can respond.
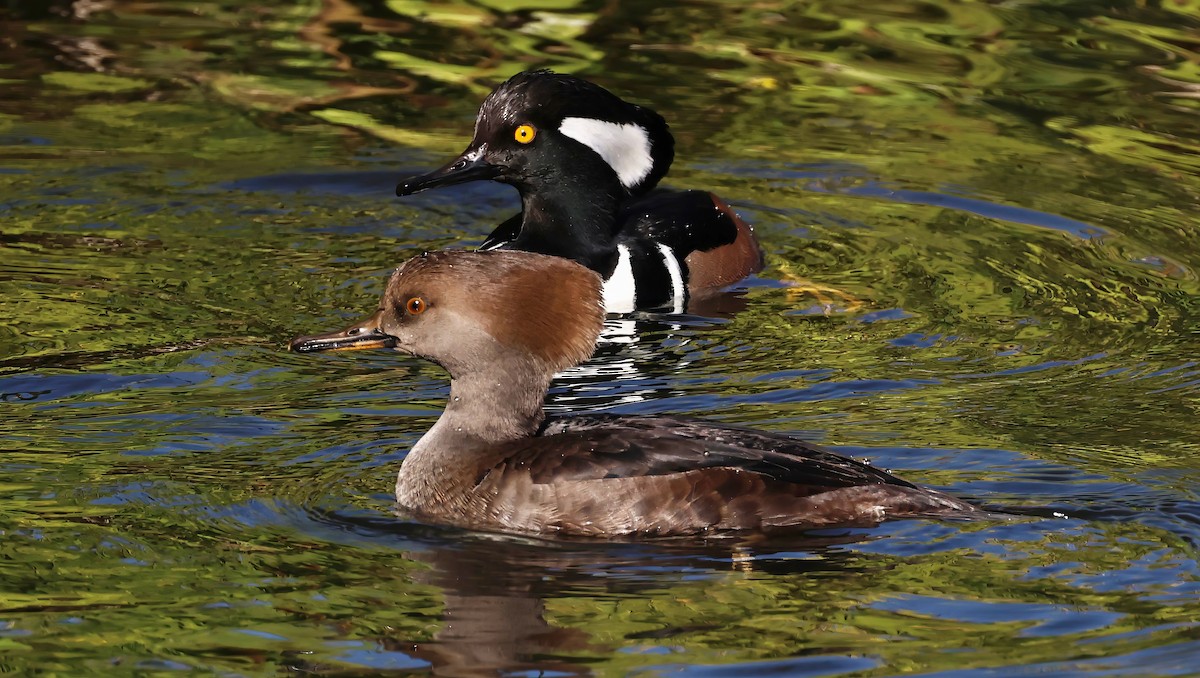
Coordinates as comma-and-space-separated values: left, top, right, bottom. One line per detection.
388, 328, 417, 351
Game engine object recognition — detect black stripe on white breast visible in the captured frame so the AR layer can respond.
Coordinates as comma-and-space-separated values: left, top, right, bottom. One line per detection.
617, 240, 686, 312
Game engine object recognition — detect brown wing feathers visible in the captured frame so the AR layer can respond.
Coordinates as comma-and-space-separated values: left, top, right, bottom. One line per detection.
535, 415, 917, 490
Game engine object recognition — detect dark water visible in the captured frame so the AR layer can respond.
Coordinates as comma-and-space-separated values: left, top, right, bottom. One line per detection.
2, 0, 1199, 674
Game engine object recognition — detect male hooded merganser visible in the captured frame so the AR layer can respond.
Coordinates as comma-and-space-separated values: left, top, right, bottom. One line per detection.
395, 70, 764, 313
291, 250, 982, 537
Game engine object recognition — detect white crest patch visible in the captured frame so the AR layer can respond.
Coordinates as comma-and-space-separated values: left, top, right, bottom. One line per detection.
601, 244, 636, 313
558, 117, 653, 189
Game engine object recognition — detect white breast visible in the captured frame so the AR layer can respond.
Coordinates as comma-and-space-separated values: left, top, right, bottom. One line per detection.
601, 244, 636, 313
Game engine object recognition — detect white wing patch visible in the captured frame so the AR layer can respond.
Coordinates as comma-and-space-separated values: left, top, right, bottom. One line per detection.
558, 117, 653, 189
656, 243, 685, 314
601, 244, 636, 313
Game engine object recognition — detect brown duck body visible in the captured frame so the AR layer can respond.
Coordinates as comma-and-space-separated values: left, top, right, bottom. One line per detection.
395, 414, 978, 537
292, 250, 984, 538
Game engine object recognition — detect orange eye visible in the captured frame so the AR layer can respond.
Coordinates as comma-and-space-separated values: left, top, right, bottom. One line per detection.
514, 124, 536, 144
405, 297, 426, 315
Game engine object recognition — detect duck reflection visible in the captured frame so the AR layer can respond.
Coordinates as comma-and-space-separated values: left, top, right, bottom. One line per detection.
297, 510, 876, 676
554, 307, 735, 413
412, 531, 876, 676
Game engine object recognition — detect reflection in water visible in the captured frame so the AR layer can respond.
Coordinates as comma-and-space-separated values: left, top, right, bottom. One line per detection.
294, 510, 877, 676
559, 317, 697, 411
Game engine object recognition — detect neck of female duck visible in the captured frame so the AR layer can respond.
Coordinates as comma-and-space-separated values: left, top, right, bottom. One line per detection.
396, 366, 551, 502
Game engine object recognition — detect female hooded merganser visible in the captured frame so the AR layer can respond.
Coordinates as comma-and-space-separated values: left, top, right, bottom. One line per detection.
395, 70, 764, 314
291, 250, 983, 537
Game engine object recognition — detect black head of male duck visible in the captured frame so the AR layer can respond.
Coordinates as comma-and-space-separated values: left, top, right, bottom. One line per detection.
291, 250, 983, 537
398, 69, 673, 203
396, 70, 764, 314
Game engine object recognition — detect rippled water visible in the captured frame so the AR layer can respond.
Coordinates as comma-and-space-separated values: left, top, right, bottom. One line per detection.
2, 1, 1199, 675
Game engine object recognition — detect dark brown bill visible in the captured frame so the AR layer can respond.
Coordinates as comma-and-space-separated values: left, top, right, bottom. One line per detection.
289, 310, 396, 353
396, 152, 502, 196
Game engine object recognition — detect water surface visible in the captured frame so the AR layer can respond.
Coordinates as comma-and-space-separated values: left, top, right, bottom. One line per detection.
2, 1, 1199, 675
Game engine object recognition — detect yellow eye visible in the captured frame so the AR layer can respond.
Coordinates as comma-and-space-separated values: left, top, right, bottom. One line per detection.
405, 297, 426, 315
514, 124, 536, 144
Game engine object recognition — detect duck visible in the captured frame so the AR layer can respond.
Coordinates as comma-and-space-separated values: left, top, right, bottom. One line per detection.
395, 69, 764, 314
290, 250, 984, 537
